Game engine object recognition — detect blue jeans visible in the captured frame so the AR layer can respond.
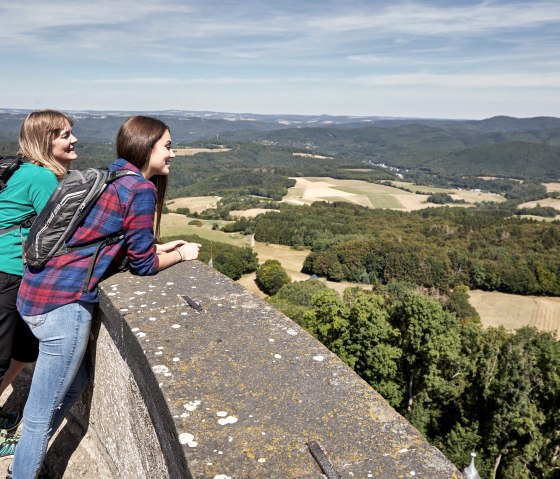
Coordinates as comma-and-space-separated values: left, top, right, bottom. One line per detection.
12, 301, 93, 479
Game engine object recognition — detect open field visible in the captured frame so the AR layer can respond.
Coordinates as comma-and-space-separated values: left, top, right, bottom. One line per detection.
167, 196, 221, 214
518, 197, 560, 212
283, 177, 505, 211
469, 290, 560, 336
173, 147, 231, 156
161, 213, 248, 246
292, 152, 334, 160
544, 182, 560, 192
229, 208, 279, 218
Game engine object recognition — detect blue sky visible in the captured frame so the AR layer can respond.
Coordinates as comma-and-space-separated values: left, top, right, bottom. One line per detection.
1, 0, 559, 119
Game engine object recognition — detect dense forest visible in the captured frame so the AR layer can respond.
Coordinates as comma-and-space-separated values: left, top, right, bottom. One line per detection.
222, 202, 560, 295
267, 280, 560, 479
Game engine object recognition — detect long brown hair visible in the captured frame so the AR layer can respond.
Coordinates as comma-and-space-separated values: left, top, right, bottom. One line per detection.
116, 116, 169, 242
18, 110, 74, 179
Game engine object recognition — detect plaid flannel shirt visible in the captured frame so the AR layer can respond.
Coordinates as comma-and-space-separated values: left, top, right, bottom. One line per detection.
17, 159, 160, 316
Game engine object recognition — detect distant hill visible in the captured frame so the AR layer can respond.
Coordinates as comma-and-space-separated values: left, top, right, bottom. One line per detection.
1, 110, 559, 181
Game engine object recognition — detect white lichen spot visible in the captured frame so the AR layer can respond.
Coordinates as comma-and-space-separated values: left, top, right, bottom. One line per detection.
217, 303, 223, 307
228, 436, 233, 442
148, 317, 157, 321
173, 357, 180, 362
268, 338, 275, 342
158, 346, 164, 350
213, 475, 230, 479
216, 411, 228, 417
140, 304, 147, 307
119, 308, 128, 312
313, 355, 325, 362
399, 448, 409, 454
136, 332, 146, 338
155, 351, 163, 356
131, 327, 139, 332
184, 400, 201, 412
274, 354, 282, 359
191, 286, 196, 289
181, 312, 188, 316
172, 324, 180, 329
152, 365, 169, 374
164, 372, 172, 377
161, 293, 167, 296
286, 328, 297, 336
257, 458, 266, 463
133, 291, 146, 295
166, 282, 175, 285
218, 416, 238, 425
410, 472, 416, 477
178, 432, 197, 447
107, 292, 116, 296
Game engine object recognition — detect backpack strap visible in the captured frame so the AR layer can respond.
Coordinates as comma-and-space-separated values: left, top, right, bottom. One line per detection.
0, 157, 28, 191
0, 215, 37, 236
79, 232, 126, 293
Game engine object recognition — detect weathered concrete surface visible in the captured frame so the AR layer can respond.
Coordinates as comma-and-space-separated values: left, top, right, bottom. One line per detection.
2, 261, 464, 478
95, 261, 463, 478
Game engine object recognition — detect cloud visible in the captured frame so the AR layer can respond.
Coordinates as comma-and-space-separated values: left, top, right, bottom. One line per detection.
306, 1, 560, 35
353, 72, 560, 89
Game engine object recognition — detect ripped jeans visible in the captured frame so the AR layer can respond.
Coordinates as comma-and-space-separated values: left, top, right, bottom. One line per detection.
11, 301, 93, 479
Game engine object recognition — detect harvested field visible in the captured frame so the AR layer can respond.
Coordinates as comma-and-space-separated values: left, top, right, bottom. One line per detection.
293, 152, 334, 159
173, 147, 230, 156
229, 208, 278, 218
469, 290, 560, 336
518, 197, 560, 212
283, 177, 505, 211
166, 196, 220, 213
543, 182, 560, 192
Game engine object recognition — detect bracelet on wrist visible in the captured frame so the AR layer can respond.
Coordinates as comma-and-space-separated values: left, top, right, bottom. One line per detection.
177, 249, 184, 262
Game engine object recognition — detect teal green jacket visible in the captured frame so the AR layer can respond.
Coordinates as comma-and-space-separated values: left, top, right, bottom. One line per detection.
0, 162, 58, 276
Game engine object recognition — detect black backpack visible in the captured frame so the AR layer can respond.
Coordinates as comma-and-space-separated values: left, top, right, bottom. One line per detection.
0, 156, 37, 236
24, 168, 139, 290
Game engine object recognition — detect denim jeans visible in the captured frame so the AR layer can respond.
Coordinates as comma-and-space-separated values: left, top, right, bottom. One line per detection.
12, 301, 93, 479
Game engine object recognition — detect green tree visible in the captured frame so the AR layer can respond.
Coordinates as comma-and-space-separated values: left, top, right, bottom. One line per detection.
256, 259, 291, 295
342, 288, 403, 406
390, 292, 464, 436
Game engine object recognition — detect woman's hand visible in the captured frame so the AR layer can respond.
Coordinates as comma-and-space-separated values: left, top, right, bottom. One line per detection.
156, 241, 202, 272
156, 240, 187, 254
177, 242, 202, 261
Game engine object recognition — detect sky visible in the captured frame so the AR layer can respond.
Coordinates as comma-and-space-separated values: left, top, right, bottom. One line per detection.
1, 0, 559, 120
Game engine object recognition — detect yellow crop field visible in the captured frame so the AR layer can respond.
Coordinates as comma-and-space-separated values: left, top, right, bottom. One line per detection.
283, 177, 505, 211
468, 290, 560, 336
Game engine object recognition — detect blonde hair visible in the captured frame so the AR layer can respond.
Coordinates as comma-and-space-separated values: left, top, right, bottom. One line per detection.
18, 110, 74, 179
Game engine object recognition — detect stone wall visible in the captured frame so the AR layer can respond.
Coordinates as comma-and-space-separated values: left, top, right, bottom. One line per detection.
9, 261, 464, 478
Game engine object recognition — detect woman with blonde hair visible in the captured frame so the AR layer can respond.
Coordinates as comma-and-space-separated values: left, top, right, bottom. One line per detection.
0, 110, 77, 453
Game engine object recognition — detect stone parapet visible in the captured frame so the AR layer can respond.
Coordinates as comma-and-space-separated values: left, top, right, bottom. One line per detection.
15, 261, 463, 478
